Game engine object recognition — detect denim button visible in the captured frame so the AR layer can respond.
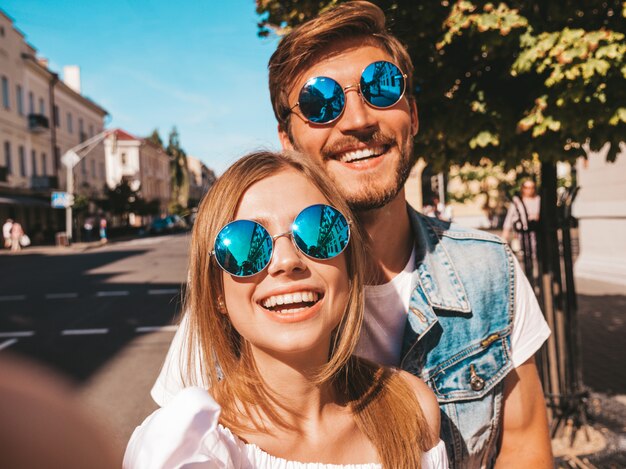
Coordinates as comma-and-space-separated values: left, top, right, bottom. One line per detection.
469, 364, 485, 391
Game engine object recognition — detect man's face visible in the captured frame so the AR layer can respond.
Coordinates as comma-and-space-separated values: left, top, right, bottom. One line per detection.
278, 40, 419, 212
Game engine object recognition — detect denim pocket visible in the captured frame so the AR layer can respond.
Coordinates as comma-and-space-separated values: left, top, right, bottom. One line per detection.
429, 331, 512, 403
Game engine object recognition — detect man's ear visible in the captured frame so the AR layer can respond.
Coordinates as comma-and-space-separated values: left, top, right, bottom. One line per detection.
409, 98, 419, 137
278, 123, 294, 150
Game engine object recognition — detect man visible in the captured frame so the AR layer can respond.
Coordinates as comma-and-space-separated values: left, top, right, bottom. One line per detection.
152, 2, 552, 467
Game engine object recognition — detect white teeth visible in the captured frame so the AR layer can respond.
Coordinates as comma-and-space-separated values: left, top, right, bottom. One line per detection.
338, 146, 384, 163
261, 291, 320, 310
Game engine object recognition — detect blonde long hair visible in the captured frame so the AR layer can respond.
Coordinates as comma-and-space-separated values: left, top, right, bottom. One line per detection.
184, 151, 430, 468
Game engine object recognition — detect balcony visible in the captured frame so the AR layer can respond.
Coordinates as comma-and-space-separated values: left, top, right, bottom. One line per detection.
28, 113, 50, 133
0, 166, 7, 182
31, 175, 59, 190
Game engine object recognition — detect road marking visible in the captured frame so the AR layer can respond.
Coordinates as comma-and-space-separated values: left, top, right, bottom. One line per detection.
0, 331, 35, 338
148, 289, 180, 295
0, 338, 18, 350
45, 293, 79, 299
135, 325, 179, 333
95, 291, 130, 297
61, 328, 109, 335
0, 295, 26, 301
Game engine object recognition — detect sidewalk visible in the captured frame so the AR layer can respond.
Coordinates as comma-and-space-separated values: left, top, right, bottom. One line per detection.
553, 276, 626, 468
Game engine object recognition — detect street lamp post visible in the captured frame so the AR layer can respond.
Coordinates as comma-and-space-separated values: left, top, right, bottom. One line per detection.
60, 130, 113, 242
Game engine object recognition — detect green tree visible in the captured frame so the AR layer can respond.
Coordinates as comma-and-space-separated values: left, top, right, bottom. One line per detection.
166, 127, 189, 215
146, 128, 164, 149
101, 180, 142, 225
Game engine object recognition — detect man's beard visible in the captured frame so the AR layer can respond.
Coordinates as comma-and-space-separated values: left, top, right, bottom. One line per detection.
322, 131, 417, 212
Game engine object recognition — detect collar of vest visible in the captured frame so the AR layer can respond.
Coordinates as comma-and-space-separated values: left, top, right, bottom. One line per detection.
408, 206, 472, 314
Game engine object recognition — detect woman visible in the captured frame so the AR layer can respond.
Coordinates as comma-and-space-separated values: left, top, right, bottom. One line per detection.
124, 151, 448, 468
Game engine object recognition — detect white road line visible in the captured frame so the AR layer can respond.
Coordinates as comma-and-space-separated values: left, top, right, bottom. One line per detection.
0, 295, 26, 301
45, 292, 79, 299
95, 291, 130, 297
0, 331, 35, 338
61, 328, 109, 336
148, 289, 180, 295
0, 338, 18, 350
136, 325, 179, 333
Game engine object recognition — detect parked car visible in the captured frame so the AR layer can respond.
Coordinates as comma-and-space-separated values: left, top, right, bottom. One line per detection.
149, 215, 188, 235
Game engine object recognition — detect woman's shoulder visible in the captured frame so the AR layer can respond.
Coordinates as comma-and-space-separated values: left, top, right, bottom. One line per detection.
396, 370, 441, 446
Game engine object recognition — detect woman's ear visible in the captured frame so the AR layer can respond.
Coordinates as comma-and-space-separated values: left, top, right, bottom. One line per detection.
217, 296, 227, 314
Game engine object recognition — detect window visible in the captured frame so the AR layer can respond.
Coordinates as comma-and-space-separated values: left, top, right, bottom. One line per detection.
67, 112, 73, 133
79, 117, 85, 142
81, 157, 86, 175
54, 105, 60, 127
2, 76, 9, 109
4, 141, 11, 174
100, 162, 105, 179
16, 85, 23, 116
28, 91, 34, 114
121, 152, 127, 165
91, 159, 96, 177
54, 146, 60, 172
89, 124, 94, 138
41, 153, 47, 176
31, 149, 37, 176
18, 145, 26, 177
38, 97, 45, 116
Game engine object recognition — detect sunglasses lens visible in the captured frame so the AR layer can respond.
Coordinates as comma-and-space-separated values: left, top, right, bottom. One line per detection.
360, 61, 405, 108
292, 204, 350, 260
299, 77, 345, 124
214, 220, 272, 276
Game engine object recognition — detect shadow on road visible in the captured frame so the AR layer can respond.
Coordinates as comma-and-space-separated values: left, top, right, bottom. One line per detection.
0, 248, 185, 384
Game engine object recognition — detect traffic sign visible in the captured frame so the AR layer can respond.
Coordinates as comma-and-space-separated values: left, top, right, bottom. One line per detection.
51, 191, 74, 208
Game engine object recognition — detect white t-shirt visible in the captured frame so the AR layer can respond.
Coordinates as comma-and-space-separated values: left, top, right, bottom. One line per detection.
125, 387, 449, 469
151, 249, 550, 406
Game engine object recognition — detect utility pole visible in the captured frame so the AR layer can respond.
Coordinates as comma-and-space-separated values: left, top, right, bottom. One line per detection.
60, 130, 114, 242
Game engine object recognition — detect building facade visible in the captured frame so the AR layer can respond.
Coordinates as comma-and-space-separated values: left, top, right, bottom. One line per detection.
104, 129, 170, 226
0, 10, 107, 243
187, 155, 216, 207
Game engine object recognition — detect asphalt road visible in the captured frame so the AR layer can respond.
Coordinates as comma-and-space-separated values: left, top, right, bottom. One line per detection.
0, 233, 190, 454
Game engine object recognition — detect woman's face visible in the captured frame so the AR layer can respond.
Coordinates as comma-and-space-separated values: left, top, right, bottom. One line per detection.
221, 169, 350, 361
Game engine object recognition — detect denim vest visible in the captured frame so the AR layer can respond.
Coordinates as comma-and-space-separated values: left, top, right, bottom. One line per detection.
401, 207, 515, 469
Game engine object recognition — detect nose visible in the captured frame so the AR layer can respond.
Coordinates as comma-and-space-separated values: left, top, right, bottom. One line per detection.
266, 234, 307, 276
336, 85, 378, 136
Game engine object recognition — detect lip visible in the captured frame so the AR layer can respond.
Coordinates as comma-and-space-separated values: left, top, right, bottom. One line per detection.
256, 284, 325, 324
258, 296, 324, 324
331, 145, 392, 170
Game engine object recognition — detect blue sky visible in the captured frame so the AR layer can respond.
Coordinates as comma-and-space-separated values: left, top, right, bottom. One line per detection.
3, 0, 281, 174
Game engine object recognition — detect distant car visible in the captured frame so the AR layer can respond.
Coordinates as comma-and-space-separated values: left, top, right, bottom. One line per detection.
149, 215, 188, 235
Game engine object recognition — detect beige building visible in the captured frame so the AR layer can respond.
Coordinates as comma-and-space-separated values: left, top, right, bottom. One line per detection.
187, 155, 216, 207
104, 129, 171, 225
0, 10, 107, 242
573, 142, 626, 287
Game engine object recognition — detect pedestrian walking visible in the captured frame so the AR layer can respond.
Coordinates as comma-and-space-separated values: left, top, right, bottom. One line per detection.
3, 218, 13, 249
99, 218, 107, 243
9, 221, 24, 252
83, 217, 94, 242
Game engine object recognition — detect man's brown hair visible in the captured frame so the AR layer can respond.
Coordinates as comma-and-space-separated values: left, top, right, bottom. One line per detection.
268, 1, 414, 132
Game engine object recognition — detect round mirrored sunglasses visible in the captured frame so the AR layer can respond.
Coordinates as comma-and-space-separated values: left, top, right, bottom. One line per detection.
290, 60, 407, 124
211, 204, 351, 277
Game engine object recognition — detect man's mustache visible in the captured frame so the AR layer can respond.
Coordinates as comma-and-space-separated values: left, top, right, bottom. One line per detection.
321, 131, 396, 160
